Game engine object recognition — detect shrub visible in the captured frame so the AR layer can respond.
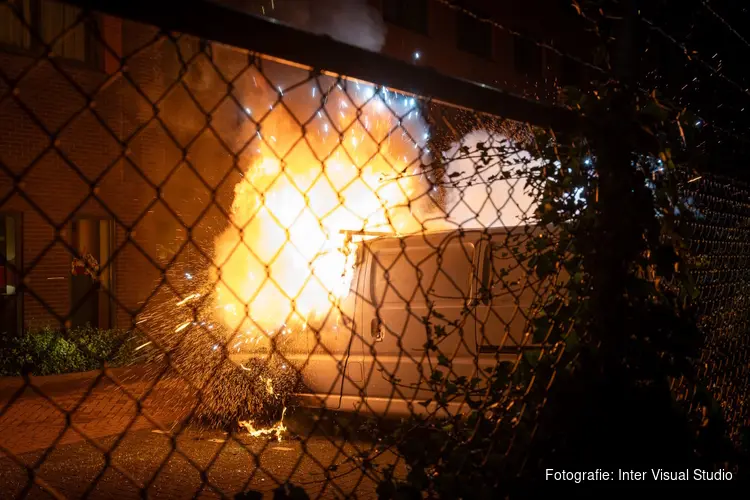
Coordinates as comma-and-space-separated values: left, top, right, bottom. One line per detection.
0, 325, 151, 376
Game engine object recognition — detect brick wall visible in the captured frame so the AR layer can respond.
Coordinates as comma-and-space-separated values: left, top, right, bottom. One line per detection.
1, 1, 580, 334
0, 9, 251, 333
0, 14, 171, 331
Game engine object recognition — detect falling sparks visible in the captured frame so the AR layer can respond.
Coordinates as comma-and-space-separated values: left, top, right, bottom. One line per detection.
137, 74, 453, 431
134, 341, 152, 352
176, 293, 200, 306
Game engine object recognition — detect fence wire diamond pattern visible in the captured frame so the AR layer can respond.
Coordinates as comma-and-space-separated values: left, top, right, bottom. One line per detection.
0, 2, 559, 496
0, 0, 746, 498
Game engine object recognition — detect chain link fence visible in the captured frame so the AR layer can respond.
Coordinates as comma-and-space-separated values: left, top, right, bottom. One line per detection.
680, 175, 750, 446
0, 0, 747, 497
0, 1, 562, 496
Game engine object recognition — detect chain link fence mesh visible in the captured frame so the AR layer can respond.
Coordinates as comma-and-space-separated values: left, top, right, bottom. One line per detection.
0, 0, 746, 497
0, 1, 560, 496
680, 175, 750, 446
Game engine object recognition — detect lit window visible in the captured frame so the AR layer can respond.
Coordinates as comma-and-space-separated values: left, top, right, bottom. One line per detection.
0, 214, 19, 296
0, 213, 21, 336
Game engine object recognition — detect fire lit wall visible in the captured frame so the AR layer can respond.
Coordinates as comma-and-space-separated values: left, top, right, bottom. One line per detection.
0, 15, 185, 331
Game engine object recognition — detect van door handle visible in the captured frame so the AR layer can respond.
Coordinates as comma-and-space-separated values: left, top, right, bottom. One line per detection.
370, 318, 384, 342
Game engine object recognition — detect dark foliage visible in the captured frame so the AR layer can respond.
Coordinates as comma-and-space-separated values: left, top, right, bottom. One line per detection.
0, 325, 150, 376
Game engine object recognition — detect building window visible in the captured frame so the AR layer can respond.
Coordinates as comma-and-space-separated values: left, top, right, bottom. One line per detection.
514, 35, 543, 78
456, 11, 492, 59
0, 214, 20, 296
0, 213, 22, 335
71, 218, 114, 329
0, 0, 90, 63
382, 0, 428, 35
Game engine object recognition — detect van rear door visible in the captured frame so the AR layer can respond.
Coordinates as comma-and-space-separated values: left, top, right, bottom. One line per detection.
359, 232, 478, 413
474, 226, 547, 360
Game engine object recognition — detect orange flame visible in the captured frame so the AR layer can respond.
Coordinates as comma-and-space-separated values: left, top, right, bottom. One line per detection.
212, 80, 435, 334
239, 407, 287, 442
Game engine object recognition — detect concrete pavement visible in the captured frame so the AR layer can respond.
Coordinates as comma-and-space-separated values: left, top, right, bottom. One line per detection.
0, 368, 400, 498
0, 367, 189, 458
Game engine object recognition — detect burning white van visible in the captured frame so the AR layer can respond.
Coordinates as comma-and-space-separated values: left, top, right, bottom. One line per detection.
231, 225, 554, 417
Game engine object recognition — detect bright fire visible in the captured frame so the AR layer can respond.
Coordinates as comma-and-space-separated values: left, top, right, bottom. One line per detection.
212, 78, 436, 334
239, 407, 288, 442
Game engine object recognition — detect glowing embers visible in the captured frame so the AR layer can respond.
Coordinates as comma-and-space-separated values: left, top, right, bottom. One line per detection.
239, 407, 287, 442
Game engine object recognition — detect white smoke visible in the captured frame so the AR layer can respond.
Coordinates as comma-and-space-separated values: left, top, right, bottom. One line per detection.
442, 131, 539, 228
215, 0, 387, 52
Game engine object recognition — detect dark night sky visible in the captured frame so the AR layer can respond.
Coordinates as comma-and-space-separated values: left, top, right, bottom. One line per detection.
599, 0, 750, 173
637, 1, 750, 149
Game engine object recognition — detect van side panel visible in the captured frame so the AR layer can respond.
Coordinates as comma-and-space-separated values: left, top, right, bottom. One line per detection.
291, 227, 558, 416
358, 232, 479, 414
475, 227, 555, 351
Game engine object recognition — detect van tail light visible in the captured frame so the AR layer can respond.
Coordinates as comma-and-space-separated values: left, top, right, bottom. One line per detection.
370, 318, 384, 342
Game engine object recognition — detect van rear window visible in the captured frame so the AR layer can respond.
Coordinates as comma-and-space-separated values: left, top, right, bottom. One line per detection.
480, 243, 546, 305
371, 243, 474, 305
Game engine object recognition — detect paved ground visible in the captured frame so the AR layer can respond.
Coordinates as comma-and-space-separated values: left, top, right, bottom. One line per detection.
0, 368, 186, 457
0, 369, 400, 499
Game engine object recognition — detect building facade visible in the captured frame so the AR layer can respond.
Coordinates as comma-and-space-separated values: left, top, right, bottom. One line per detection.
0, 0, 591, 335
375, 0, 590, 100
230, 0, 593, 99
0, 1, 170, 333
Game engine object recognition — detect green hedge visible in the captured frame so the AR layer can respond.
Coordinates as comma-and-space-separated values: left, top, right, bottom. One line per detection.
0, 325, 151, 376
